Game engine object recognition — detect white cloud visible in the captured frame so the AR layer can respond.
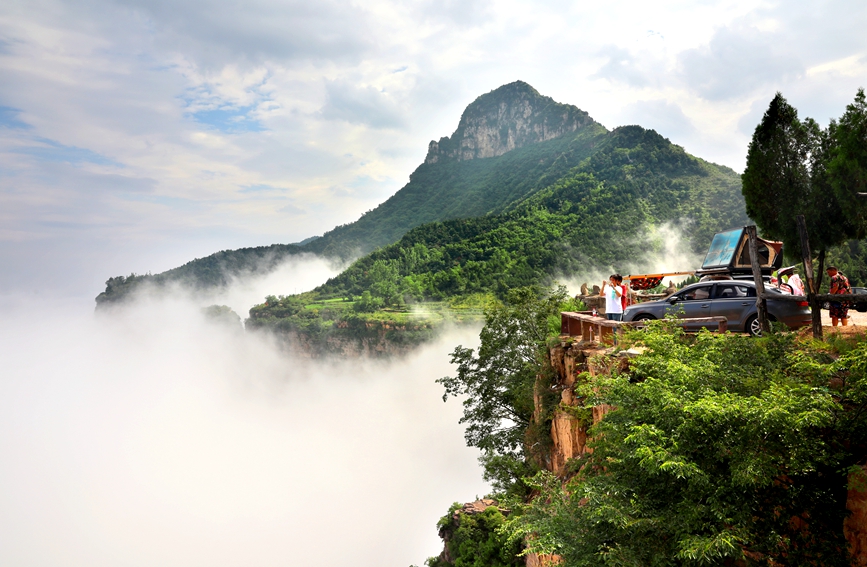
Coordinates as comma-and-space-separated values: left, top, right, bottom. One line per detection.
617, 99, 697, 140
0, 263, 489, 566
320, 80, 408, 129
678, 24, 805, 101
0, 0, 865, 297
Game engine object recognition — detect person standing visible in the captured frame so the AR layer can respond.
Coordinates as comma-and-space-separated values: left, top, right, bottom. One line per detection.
600, 274, 624, 321
827, 265, 851, 327
788, 272, 805, 295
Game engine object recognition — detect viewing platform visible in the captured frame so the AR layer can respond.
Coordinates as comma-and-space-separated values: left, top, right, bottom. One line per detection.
560, 311, 728, 344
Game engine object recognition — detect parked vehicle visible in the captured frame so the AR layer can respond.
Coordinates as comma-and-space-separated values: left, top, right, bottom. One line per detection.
820, 286, 867, 312
622, 281, 812, 336
850, 287, 867, 313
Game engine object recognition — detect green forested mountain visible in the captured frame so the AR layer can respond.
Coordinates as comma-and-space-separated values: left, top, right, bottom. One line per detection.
301, 81, 606, 258
315, 126, 745, 299
248, 125, 748, 352
95, 243, 305, 306
97, 81, 748, 321
96, 81, 609, 305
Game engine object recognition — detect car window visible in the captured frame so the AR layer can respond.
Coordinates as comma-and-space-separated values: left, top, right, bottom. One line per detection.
715, 284, 753, 299
679, 285, 712, 301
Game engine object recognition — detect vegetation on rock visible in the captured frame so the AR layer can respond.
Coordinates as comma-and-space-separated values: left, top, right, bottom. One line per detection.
435, 286, 867, 566
425, 503, 523, 567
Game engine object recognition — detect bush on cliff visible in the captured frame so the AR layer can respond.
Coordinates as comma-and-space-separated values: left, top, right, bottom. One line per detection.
438, 286, 583, 497
426, 504, 523, 567
506, 326, 867, 566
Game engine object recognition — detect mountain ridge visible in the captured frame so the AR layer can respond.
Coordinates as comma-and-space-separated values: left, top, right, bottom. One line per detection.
95, 81, 744, 310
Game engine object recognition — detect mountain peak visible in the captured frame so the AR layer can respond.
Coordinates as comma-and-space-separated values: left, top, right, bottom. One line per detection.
425, 81, 597, 164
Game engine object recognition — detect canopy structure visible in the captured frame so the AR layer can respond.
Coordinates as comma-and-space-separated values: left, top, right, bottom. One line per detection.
625, 272, 694, 290
697, 227, 783, 276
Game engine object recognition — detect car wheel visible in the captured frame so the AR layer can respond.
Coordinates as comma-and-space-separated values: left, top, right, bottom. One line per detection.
858, 303, 867, 313
746, 315, 762, 337
634, 314, 656, 321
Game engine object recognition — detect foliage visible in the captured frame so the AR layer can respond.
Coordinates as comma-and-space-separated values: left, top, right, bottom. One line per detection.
828, 88, 867, 233
353, 290, 384, 312
201, 304, 241, 326
827, 238, 867, 287
742, 90, 867, 288
245, 292, 486, 357
506, 326, 867, 566
437, 286, 576, 496
426, 504, 523, 567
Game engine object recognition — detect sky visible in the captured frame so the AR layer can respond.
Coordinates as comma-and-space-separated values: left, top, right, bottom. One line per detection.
1, 3, 866, 564
1, 0, 866, 297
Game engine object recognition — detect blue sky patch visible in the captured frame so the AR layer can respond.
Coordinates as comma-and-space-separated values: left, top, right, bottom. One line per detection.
0, 106, 31, 129
12, 138, 121, 167
189, 106, 265, 133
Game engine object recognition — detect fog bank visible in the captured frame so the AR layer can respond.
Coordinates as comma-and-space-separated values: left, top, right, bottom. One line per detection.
0, 264, 488, 566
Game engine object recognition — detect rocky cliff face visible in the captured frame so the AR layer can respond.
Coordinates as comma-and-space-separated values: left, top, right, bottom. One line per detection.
424, 81, 597, 164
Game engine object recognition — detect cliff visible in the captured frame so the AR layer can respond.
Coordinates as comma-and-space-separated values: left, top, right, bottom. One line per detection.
435, 335, 867, 566
539, 340, 867, 565
424, 81, 597, 164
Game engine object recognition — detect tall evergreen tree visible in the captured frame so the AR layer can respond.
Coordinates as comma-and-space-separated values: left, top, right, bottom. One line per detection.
829, 88, 867, 235
742, 93, 809, 243
742, 93, 853, 288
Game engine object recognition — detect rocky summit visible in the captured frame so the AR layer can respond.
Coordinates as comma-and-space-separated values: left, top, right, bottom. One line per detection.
424, 80, 597, 164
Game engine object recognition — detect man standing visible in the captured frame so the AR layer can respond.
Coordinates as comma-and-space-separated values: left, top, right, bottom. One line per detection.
827, 265, 851, 327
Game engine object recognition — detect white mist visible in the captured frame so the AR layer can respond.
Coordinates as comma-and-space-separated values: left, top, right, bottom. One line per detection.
0, 258, 488, 567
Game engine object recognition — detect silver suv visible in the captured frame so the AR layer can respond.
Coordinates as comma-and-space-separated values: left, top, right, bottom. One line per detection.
622, 281, 812, 336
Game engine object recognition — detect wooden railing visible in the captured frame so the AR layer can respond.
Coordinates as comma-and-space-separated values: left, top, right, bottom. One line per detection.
759, 292, 865, 303
560, 311, 728, 344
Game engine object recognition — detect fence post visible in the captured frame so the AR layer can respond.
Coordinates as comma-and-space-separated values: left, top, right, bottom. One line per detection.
746, 225, 769, 333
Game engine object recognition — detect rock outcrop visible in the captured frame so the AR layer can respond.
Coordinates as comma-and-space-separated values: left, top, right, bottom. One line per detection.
424, 81, 596, 164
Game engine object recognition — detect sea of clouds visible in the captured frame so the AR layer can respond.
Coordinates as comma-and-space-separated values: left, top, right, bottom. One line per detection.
0, 256, 489, 567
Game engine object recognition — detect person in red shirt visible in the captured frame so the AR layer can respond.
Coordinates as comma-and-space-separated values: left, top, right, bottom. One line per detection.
827, 266, 851, 327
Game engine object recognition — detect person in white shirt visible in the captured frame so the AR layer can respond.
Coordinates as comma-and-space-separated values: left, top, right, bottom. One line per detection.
600, 274, 624, 321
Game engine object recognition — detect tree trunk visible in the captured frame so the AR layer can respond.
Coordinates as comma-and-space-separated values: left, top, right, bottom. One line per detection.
746, 225, 769, 333
816, 249, 826, 291
796, 215, 822, 338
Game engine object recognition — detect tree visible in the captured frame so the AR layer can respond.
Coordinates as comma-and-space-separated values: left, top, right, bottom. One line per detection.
741, 93, 812, 251
829, 88, 867, 234
368, 259, 401, 305
742, 94, 849, 283
438, 286, 577, 495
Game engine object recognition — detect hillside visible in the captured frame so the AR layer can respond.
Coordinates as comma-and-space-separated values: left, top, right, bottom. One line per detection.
301, 81, 607, 258
96, 81, 609, 305
248, 125, 749, 354
423, 291, 867, 566
95, 243, 305, 306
